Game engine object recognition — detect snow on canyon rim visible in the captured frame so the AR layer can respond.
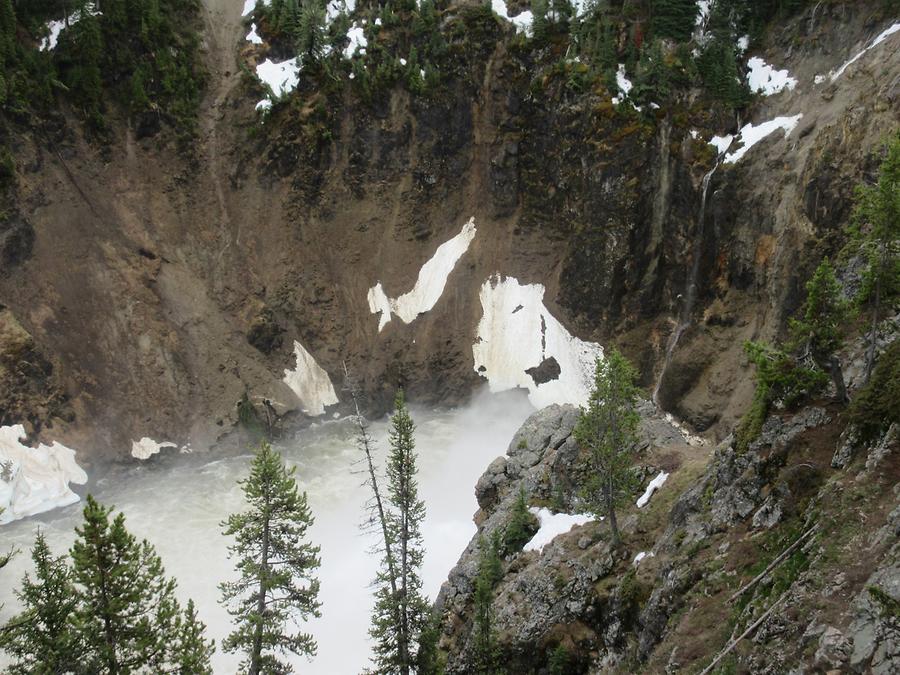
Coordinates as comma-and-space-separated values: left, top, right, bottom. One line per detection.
0, 390, 535, 674
368, 217, 477, 331
473, 275, 604, 408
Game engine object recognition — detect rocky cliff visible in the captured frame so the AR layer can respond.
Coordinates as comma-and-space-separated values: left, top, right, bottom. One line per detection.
0, 2, 897, 462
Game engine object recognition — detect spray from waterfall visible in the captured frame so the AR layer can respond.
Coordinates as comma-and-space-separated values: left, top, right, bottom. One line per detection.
652, 161, 719, 407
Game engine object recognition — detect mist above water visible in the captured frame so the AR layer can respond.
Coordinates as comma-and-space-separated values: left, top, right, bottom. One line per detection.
0, 388, 534, 674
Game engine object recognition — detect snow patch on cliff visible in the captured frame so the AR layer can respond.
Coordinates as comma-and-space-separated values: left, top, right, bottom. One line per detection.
344, 23, 367, 58
39, 3, 99, 51
0, 425, 88, 524
636, 471, 669, 508
368, 218, 476, 331
830, 22, 900, 82
524, 508, 594, 552
246, 23, 263, 45
746, 57, 797, 95
256, 58, 301, 99
491, 0, 534, 36
724, 114, 802, 164
283, 341, 339, 416
472, 275, 604, 408
131, 438, 178, 461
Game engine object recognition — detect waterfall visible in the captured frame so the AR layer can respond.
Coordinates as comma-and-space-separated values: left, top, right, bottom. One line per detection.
652, 162, 718, 407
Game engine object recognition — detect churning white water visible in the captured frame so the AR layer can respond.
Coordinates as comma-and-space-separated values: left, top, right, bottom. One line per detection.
0, 390, 534, 674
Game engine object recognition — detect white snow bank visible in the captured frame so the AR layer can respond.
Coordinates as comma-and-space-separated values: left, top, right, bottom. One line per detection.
242, 0, 271, 17
709, 134, 733, 155
246, 23, 263, 45
830, 22, 900, 82
633, 550, 655, 565
472, 275, 604, 408
39, 3, 99, 52
746, 57, 797, 95
283, 341, 339, 416
256, 57, 301, 98
664, 413, 707, 447
326, 0, 355, 22
636, 471, 669, 508
367, 217, 476, 331
344, 23, 367, 59
523, 507, 594, 552
723, 114, 802, 164
611, 63, 640, 109
131, 437, 177, 461
0, 425, 88, 524
491, 0, 534, 36
256, 99, 273, 112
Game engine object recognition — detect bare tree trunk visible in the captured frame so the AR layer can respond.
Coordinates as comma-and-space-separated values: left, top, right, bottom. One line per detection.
606, 475, 620, 547
865, 267, 882, 384
829, 355, 849, 404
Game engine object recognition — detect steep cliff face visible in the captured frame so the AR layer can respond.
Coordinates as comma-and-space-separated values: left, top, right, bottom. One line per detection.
0, 0, 897, 465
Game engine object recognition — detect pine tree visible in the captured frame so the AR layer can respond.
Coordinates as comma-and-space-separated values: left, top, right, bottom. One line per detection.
471, 532, 503, 674
574, 351, 641, 547
370, 391, 430, 675
788, 259, 849, 402
70, 495, 188, 673
851, 133, 900, 382
171, 599, 216, 674
650, 0, 699, 42
1, 532, 77, 674
295, 0, 326, 62
502, 487, 537, 554
530, 0, 549, 42
219, 441, 321, 675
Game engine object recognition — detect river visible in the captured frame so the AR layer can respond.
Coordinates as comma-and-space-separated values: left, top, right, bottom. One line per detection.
0, 390, 535, 673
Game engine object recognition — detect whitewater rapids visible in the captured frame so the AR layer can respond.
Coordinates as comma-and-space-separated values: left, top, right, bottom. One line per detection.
0, 391, 534, 673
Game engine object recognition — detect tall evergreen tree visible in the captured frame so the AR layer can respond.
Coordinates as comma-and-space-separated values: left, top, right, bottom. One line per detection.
220, 441, 321, 675
370, 391, 430, 675
1, 532, 77, 674
788, 258, 849, 402
69, 495, 207, 673
295, 0, 326, 62
851, 133, 900, 382
574, 351, 641, 547
650, 0, 699, 42
471, 533, 503, 674
170, 599, 216, 675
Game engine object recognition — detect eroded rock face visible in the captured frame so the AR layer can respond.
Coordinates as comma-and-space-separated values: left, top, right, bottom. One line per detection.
438, 402, 702, 672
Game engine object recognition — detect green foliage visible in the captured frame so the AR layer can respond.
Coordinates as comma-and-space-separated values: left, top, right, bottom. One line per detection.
502, 487, 538, 554
849, 133, 900, 379
574, 350, 641, 545
1, 532, 77, 674
71, 496, 182, 672
547, 644, 574, 675
295, 0, 328, 61
695, 35, 749, 108
370, 391, 432, 674
848, 339, 900, 443
649, 0, 699, 42
220, 441, 322, 672
2, 501, 214, 673
736, 340, 826, 451
788, 259, 848, 364
531, 0, 550, 43
472, 532, 504, 674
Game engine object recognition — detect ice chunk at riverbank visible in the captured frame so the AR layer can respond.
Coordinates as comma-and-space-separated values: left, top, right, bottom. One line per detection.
368, 217, 476, 331
524, 508, 594, 552
636, 471, 669, 508
283, 341, 339, 416
472, 275, 604, 408
131, 437, 177, 461
0, 425, 88, 524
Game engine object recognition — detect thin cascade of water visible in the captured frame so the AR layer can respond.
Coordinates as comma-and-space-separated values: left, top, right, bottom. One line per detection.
652, 162, 719, 407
